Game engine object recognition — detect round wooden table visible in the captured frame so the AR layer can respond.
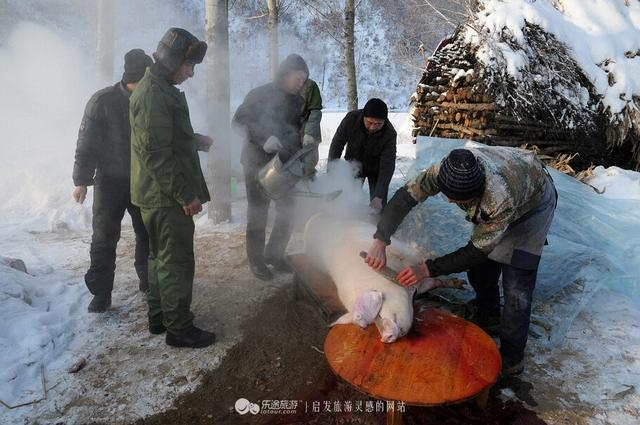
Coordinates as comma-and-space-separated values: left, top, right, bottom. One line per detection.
324, 307, 501, 424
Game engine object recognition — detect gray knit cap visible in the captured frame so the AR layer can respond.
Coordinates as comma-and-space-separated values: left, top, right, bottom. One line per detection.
437, 149, 485, 201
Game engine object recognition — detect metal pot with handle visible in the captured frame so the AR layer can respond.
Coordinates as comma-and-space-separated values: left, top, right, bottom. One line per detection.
258, 146, 342, 201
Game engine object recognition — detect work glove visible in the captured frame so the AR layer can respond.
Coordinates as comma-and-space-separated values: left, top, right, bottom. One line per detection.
263, 136, 283, 154
302, 134, 319, 179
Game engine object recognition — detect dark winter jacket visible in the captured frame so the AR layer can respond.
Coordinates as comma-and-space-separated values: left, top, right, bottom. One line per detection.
129, 68, 210, 208
73, 82, 133, 186
328, 109, 397, 199
232, 83, 304, 169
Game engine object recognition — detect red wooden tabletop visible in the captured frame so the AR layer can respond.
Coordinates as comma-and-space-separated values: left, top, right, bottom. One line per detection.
324, 307, 502, 406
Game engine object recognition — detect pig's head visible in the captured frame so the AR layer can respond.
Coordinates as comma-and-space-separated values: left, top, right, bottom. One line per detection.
352, 290, 383, 328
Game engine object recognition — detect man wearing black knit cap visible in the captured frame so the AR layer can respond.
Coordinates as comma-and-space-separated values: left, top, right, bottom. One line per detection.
72, 49, 153, 313
365, 146, 557, 376
329, 98, 397, 212
233, 53, 309, 280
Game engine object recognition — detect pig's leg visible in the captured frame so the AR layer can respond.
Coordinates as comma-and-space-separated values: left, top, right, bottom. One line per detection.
330, 312, 353, 327
375, 315, 401, 343
414, 277, 466, 296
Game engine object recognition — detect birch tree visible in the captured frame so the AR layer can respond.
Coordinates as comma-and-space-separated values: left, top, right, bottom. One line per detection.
96, 0, 114, 84
344, 0, 358, 110
205, 0, 232, 223
267, 0, 279, 78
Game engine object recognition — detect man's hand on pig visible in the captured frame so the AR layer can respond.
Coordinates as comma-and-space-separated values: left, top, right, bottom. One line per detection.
369, 197, 383, 214
365, 238, 387, 270
396, 262, 430, 286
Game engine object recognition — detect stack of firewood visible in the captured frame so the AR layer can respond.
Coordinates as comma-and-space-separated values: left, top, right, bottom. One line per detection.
410, 35, 573, 156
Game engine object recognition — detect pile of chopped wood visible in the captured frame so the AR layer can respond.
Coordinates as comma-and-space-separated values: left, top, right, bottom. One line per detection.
410, 22, 639, 172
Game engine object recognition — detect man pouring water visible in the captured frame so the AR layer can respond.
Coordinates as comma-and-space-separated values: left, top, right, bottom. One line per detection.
233, 54, 310, 281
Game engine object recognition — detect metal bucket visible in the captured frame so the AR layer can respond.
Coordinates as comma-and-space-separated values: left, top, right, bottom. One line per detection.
258, 146, 311, 200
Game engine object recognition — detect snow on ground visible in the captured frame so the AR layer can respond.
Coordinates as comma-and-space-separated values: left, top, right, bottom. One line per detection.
587, 165, 640, 200
0, 39, 639, 420
0, 111, 413, 424
3, 115, 640, 424
469, 0, 640, 114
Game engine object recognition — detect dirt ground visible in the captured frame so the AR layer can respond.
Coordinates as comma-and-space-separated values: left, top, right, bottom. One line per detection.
21, 224, 583, 425
134, 258, 547, 425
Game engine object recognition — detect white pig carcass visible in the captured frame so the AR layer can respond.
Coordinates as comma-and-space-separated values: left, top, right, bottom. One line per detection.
304, 213, 464, 343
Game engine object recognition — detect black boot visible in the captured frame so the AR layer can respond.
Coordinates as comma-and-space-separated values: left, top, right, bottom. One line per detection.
166, 326, 216, 348
139, 279, 149, 293
501, 356, 525, 377
471, 315, 501, 337
264, 255, 292, 273
149, 323, 166, 334
250, 262, 273, 280
88, 294, 111, 313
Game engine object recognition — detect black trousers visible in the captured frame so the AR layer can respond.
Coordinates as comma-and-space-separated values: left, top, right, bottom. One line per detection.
85, 182, 149, 296
365, 175, 387, 206
467, 259, 538, 362
244, 167, 295, 265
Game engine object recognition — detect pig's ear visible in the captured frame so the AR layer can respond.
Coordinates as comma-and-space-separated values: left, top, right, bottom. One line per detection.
330, 312, 352, 327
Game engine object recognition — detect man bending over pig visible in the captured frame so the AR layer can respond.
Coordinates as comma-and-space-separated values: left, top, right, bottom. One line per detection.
365, 147, 557, 376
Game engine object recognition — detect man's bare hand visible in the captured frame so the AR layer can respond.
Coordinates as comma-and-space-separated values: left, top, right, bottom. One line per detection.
73, 186, 88, 204
183, 197, 202, 216
365, 238, 387, 271
195, 134, 213, 152
396, 263, 430, 287
369, 197, 383, 213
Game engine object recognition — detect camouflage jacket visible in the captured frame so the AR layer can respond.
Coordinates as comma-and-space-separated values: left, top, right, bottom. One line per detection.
405, 146, 546, 254
374, 146, 551, 276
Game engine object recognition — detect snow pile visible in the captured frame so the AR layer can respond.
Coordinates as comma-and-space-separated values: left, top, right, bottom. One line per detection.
587, 165, 640, 200
395, 136, 640, 346
0, 267, 84, 407
469, 0, 640, 116
0, 228, 87, 409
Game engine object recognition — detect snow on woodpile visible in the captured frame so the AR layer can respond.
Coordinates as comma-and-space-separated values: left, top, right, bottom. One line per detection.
411, 0, 640, 170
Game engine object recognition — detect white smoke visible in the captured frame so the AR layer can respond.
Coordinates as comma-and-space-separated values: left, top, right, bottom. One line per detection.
0, 21, 97, 230
292, 159, 374, 230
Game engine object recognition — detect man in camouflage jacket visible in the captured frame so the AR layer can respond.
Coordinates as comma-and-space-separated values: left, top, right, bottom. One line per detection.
365, 147, 557, 375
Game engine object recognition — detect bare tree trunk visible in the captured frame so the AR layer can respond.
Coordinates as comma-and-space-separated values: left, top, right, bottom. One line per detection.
205, 0, 232, 223
344, 0, 358, 110
96, 0, 114, 84
267, 0, 279, 79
